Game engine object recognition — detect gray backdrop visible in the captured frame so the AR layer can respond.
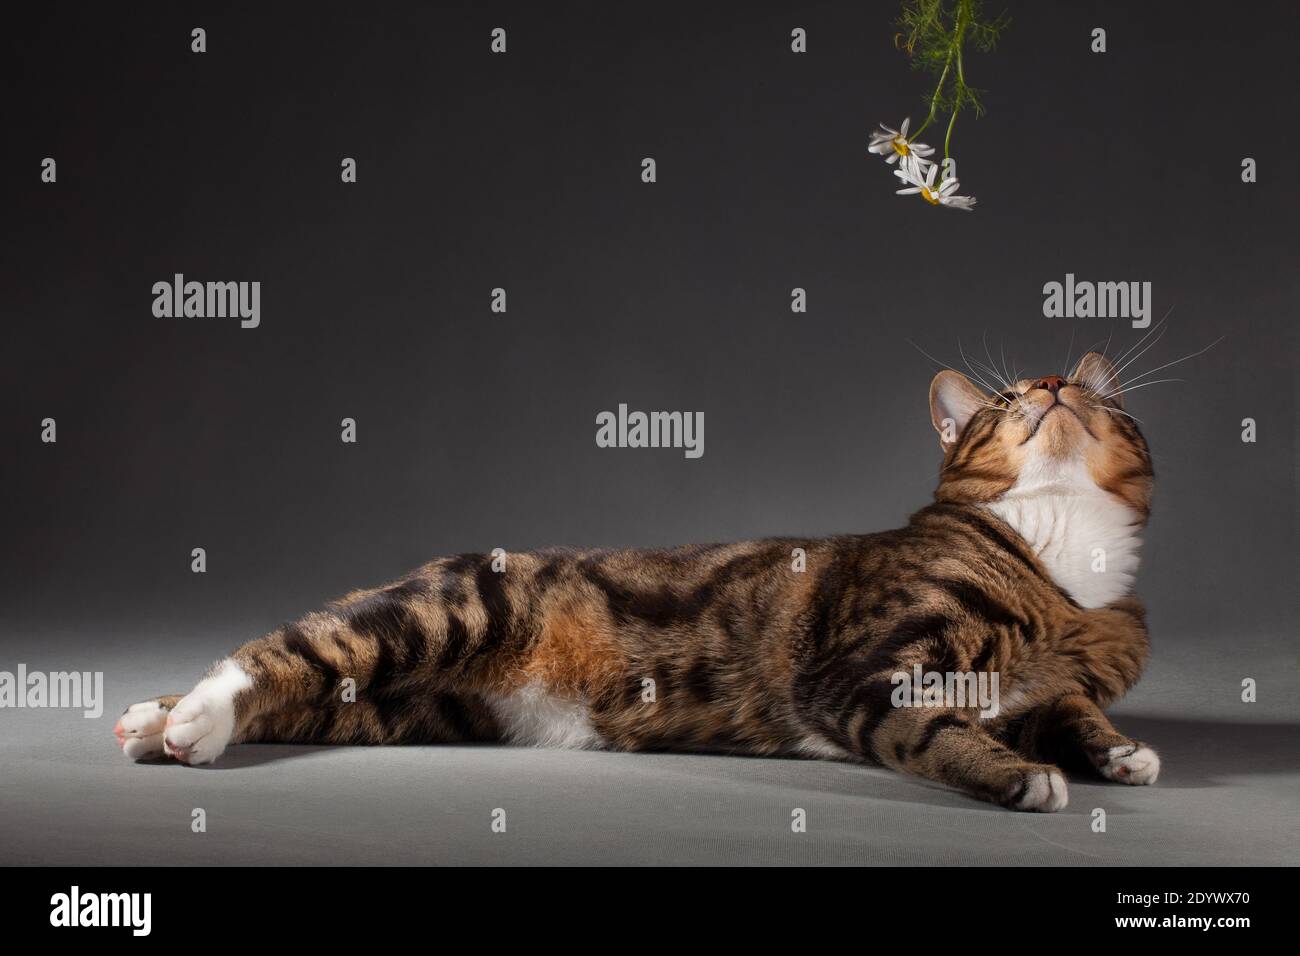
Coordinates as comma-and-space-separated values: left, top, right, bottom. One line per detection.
2, 0, 1296, 865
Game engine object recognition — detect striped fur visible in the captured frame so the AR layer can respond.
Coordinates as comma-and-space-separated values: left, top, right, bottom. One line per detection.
116, 352, 1160, 811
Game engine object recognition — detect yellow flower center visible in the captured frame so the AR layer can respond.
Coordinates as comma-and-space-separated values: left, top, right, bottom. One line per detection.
891, 137, 910, 157
921, 185, 940, 205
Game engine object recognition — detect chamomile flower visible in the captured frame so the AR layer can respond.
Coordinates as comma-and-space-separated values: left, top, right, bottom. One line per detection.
939, 193, 977, 210
868, 117, 936, 167
893, 158, 977, 210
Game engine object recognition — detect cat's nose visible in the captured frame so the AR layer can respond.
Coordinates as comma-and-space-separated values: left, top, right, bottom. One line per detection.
1033, 375, 1066, 395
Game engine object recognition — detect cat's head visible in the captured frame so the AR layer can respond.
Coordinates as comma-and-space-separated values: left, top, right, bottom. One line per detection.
927, 352, 1153, 520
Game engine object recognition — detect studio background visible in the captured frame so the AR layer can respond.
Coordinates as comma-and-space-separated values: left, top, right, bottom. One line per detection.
2, 0, 1296, 865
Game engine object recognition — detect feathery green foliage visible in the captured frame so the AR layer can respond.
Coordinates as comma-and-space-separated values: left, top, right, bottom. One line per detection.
894, 0, 1010, 158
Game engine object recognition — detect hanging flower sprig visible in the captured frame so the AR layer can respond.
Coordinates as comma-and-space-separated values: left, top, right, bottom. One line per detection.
869, 0, 1009, 210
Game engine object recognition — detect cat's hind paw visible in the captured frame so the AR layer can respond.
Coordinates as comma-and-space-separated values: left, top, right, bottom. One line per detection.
114, 699, 173, 760
1099, 744, 1160, 785
162, 662, 250, 765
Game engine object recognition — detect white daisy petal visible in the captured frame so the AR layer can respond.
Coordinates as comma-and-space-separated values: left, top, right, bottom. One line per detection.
873, 119, 979, 210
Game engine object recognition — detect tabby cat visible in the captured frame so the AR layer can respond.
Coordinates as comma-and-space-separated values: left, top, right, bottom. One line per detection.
115, 351, 1160, 811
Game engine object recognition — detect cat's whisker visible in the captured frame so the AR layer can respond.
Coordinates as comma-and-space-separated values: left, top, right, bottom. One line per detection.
1082, 322, 1119, 379
981, 332, 1012, 390
1108, 307, 1171, 371
909, 340, 974, 380
1109, 308, 1175, 382
965, 335, 1009, 387
1100, 321, 1118, 366
1101, 378, 1185, 400
911, 339, 979, 380
1070, 331, 1115, 383
964, 356, 1004, 389
978, 364, 1009, 392
967, 360, 1008, 394
1091, 404, 1144, 425
1107, 337, 1225, 394
999, 341, 1016, 390
1061, 324, 1079, 381
955, 339, 1008, 396
912, 342, 1015, 416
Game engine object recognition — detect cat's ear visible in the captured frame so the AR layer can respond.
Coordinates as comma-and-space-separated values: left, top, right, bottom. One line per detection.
1070, 351, 1122, 407
929, 371, 989, 449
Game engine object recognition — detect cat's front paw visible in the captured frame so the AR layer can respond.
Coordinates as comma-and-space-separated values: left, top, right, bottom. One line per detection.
1007, 768, 1069, 812
1098, 744, 1160, 785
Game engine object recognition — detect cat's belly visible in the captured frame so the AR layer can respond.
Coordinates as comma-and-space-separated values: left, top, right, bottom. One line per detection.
483, 682, 607, 749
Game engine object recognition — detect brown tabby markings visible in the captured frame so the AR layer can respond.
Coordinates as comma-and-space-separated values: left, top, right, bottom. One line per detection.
127, 352, 1159, 810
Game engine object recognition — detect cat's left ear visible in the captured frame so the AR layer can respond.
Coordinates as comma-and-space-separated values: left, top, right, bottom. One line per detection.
929, 371, 989, 449
1070, 351, 1122, 406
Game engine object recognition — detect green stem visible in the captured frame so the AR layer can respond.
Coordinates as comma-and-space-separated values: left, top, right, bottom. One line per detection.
910, 48, 952, 141
945, 36, 966, 161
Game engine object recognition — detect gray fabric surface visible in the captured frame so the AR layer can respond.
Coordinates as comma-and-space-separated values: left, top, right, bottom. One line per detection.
1, 631, 1294, 866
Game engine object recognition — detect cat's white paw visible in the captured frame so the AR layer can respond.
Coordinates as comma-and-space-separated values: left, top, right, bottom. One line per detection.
1099, 744, 1160, 785
114, 700, 169, 760
1014, 770, 1069, 812
162, 660, 252, 766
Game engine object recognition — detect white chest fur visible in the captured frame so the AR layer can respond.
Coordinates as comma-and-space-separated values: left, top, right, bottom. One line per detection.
982, 455, 1142, 608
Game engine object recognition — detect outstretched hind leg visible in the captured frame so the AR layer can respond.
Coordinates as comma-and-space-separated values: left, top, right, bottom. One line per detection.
239, 690, 501, 747
117, 678, 501, 763
113, 551, 568, 765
